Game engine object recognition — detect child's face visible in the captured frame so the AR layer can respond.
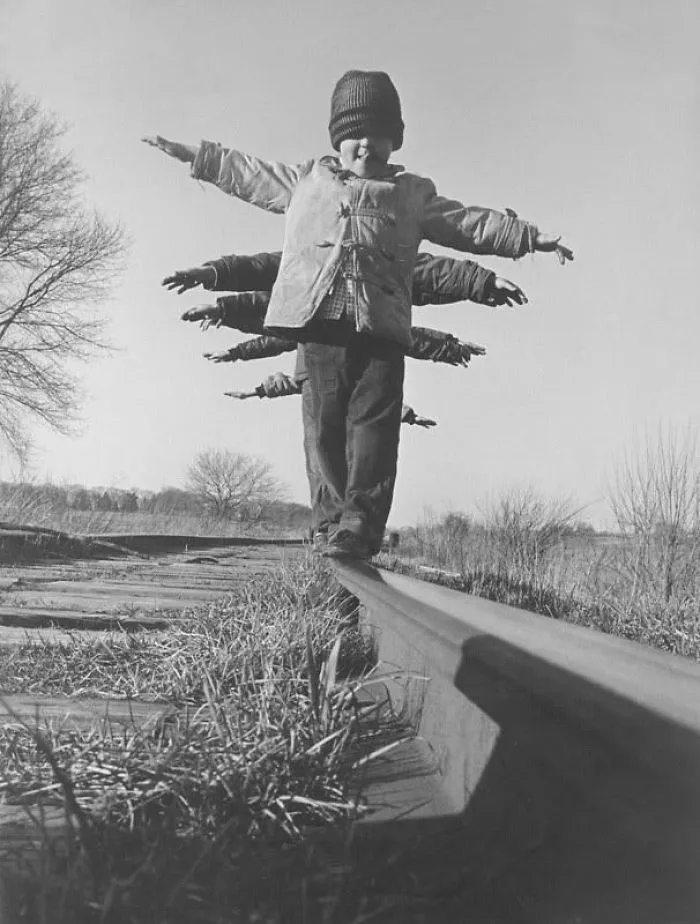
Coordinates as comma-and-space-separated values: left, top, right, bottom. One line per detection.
338, 136, 394, 178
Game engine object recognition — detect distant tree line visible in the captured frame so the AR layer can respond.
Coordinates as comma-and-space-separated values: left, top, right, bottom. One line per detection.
0, 481, 310, 529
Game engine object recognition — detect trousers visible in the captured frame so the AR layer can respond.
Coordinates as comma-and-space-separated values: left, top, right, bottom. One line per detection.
304, 335, 404, 552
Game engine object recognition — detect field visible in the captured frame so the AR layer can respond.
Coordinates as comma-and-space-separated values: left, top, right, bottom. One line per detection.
4, 432, 699, 664
23, 509, 297, 537
0, 468, 698, 920
0, 506, 304, 541
382, 506, 700, 661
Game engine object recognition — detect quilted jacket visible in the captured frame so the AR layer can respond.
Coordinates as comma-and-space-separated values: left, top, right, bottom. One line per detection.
192, 143, 536, 347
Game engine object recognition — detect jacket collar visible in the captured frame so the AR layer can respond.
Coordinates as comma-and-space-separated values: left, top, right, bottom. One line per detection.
319, 154, 405, 180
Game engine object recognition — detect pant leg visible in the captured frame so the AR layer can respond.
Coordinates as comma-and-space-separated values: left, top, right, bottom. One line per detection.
300, 378, 330, 536
303, 341, 352, 535
341, 339, 405, 550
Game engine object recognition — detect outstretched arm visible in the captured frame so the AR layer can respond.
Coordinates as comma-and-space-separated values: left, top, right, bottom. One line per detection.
225, 371, 301, 400
204, 335, 297, 364
422, 191, 573, 264
204, 252, 282, 293
215, 293, 269, 333
163, 252, 283, 295
531, 231, 574, 266
412, 253, 527, 307
486, 276, 528, 307
180, 304, 223, 331
142, 136, 197, 163
401, 405, 437, 428
407, 327, 486, 366
164, 266, 217, 295
181, 293, 269, 334
142, 135, 310, 213
260, 372, 302, 397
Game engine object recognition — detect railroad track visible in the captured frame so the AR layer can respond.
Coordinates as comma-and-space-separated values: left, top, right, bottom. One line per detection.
0, 535, 303, 645
1, 536, 698, 921
334, 559, 700, 923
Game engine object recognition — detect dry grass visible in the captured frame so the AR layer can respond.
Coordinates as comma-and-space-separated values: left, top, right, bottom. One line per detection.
388, 502, 700, 660
0, 482, 305, 539
2, 507, 298, 539
0, 555, 422, 923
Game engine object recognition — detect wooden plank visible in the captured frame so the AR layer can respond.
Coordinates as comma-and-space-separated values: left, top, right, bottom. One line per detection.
0, 694, 175, 729
1, 593, 214, 615
1, 568, 237, 591
0, 545, 298, 590
0, 607, 170, 631
12, 579, 225, 600
0, 626, 124, 647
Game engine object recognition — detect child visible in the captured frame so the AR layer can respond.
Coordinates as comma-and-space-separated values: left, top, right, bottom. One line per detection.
180, 298, 479, 546
166, 248, 525, 549
144, 69, 572, 559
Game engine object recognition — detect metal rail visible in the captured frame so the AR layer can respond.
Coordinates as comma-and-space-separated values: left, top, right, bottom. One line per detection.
335, 560, 700, 923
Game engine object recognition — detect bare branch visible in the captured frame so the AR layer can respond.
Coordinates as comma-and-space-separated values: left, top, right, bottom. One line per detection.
610, 427, 700, 603
0, 80, 127, 457
186, 448, 288, 520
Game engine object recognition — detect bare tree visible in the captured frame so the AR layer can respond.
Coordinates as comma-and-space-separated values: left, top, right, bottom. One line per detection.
482, 487, 580, 574
611, 428, 700, 602
0, 81, 126, 459
186, 449, 287, 520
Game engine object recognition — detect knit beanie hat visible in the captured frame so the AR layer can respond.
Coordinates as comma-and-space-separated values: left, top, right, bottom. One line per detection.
328, 70, 404, 151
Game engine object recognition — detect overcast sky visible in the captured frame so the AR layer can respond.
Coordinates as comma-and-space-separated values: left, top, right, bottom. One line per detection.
0, 0, 698, 526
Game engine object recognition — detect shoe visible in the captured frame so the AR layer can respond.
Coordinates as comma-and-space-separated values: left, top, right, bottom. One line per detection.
322, 529, 372, 560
